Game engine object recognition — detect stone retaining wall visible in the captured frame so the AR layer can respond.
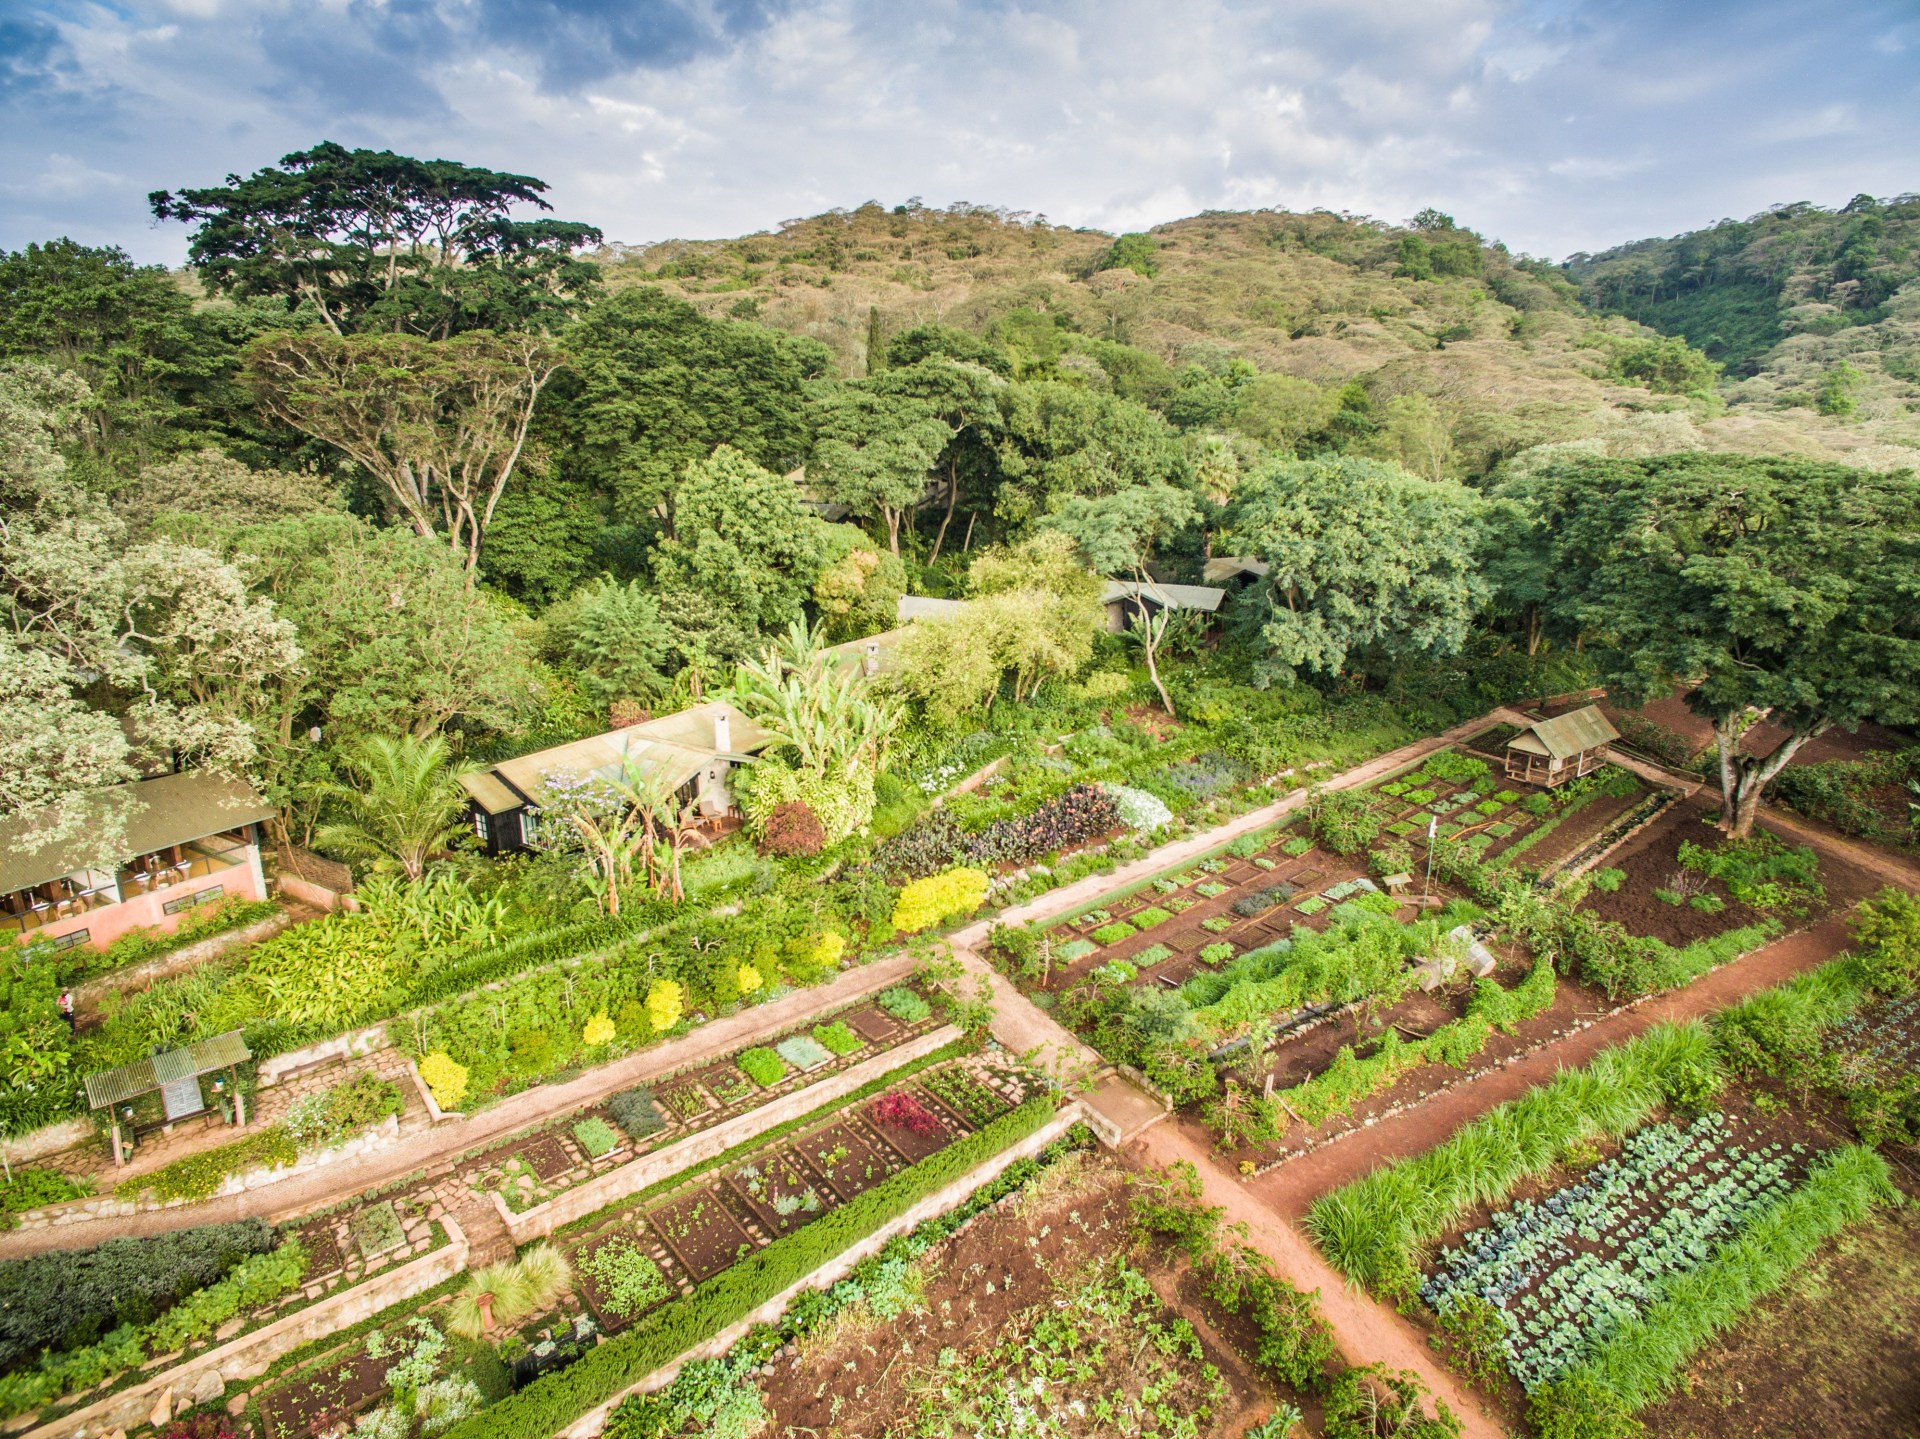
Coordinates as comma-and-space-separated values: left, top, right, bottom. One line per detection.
15, 1116, 403, 1232
558, 1103, 1086, 1439
23, 1215, 469, 1439
498, 1024, 964, 1246
72, 911, 291, 1017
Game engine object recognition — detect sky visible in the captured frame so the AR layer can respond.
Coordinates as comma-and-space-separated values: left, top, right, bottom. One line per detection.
2, 0, 1916, 266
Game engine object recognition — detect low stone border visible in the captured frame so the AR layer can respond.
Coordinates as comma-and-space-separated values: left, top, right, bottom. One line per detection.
556, 1102, 1087, 1439
22, 1214, 469, 1439
495, 1025, 964, 1246
15, 1117, 404, 1231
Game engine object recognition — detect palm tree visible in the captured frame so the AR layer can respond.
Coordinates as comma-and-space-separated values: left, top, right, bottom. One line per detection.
315, 734, 472, 882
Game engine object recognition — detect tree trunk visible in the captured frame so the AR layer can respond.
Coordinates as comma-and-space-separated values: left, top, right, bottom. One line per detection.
1714, 711, 1822, 837
1525, 603, 1542, 658
928, 459, 960, 562
1141, 603, 1177, 718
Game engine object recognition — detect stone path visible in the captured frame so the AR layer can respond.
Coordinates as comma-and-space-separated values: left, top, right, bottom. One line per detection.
0, 950, 919, 1258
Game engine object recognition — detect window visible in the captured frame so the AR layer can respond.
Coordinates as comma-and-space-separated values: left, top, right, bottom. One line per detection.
162, 887, 224, 916
473, 810, 490, 842
47, 929, 88, 951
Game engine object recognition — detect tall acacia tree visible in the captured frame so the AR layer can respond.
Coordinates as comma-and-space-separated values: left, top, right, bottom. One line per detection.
1528, 453, 1920, 836
245, 329, 563, 572
152, 142, 601, 339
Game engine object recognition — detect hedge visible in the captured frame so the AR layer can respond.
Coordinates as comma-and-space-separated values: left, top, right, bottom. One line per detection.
0, 1218, 278, 1373
1532, 1145, 1897, 1431
1306, 1022, 1720, 1294
115, 1126, 299, 1204
445, 1093, 1059, 1439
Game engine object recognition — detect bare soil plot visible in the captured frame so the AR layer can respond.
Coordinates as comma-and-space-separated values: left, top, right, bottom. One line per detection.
756, 1152, 1286, 1439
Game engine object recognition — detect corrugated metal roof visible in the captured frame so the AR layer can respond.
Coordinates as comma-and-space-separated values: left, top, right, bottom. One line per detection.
1509, 704, 1620, 761
1202, 555, 1270, 584
85, 1030, 251, 1110
0, 772, 272, 897
475, 702, 771, 812
825, 626, 913, 677
1100, 580, 1227, 613
458, 770, 523, 816
896, 595, 968, 622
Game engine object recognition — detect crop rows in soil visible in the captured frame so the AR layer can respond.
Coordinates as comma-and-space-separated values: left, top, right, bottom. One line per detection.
562, 1057, 1029, 1334
468, 990, 938, 1210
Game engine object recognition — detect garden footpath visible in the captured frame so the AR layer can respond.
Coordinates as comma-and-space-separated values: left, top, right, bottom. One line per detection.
0, 950, 920, 1259
1132, 1121, 1510, 1439
1244, 908, 1876, 1224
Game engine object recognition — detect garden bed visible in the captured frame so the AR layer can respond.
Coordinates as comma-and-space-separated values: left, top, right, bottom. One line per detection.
755, 1149, 1287, 1439
554, 1054, 1040, 1336
1577, 794, 1880, 947
466, 985, 943, 1213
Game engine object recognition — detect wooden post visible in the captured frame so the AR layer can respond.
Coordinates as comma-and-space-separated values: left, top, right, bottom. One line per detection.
232, 1068, 246, 1128
111, 1119, 125, 1168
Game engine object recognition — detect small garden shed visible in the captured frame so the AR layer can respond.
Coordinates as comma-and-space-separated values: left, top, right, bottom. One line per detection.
1503, 705, 1620, 788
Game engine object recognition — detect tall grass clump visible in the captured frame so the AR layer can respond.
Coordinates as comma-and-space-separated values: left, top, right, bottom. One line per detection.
1709, 952, 1872, 1077
1306, 1022, 1721, 1295
1529, 1145, 1896, 1436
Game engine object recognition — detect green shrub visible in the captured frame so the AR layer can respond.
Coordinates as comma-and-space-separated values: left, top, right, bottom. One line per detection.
117, 1127, 299, 1205
1493, 790, 1520, 804
736, 1048, 787, 1087
573, 1118, 619, 1159
441, 1096, 1058, 1439
1688, 893, 1725, 914
812, 1021, 864, 1056
1324, 1364, 1460, 1439
284, 1071, 404, 1150
877, 987, 932, 1023
607, 1088, 665, 1141
1282, 837, 1313, 857
0, 1169, 89, 1230
1850, 886, 1920, 995
1521, 793, 1553, 817
0, 1218, 277, 1371
1653, 889, 1681, 906
1589, 868, 1625, 893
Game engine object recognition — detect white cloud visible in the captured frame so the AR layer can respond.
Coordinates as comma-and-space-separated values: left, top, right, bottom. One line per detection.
0, 0, 1914, 265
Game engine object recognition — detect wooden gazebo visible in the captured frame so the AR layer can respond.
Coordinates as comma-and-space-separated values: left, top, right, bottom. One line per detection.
85, 1030, 251, 1166
1504, 705, 1620, 788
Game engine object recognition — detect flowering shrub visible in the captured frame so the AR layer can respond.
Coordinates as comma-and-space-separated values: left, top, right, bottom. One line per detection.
645, 979, 684, 1034
892, 867, 990, 933
419, 1052, 469, 1111
582, 1012, 616, 1047
736, 964, 763, 996
812, 932, 847, 968
1103, 783, 1174, 832
870, 1090, 942, 1134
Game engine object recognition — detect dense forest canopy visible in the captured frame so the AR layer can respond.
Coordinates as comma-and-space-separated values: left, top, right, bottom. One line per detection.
2, 144, 1917, 876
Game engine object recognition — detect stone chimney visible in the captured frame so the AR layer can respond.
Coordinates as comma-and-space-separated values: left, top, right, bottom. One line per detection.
863, 640, 880, 678
713, 708, 731, 754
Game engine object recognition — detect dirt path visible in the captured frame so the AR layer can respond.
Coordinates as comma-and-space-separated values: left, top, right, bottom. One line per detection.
1246, 915, 1857, 1220
1130, 1124, 1512, 1439
0, 950, 919, 1258
1758, 805, 1920, 892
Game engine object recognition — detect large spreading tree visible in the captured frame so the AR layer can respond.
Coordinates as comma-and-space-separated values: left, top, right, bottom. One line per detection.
1224, 455, 1491, 683
245, 329, 563, 573
152, 142, 602, 338
1527, 453, 1920, 835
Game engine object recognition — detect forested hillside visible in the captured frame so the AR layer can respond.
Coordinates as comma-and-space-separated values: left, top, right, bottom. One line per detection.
1570, 193, 1920, 428
1, 143, 1916, 894
610, 199, 1920, 478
